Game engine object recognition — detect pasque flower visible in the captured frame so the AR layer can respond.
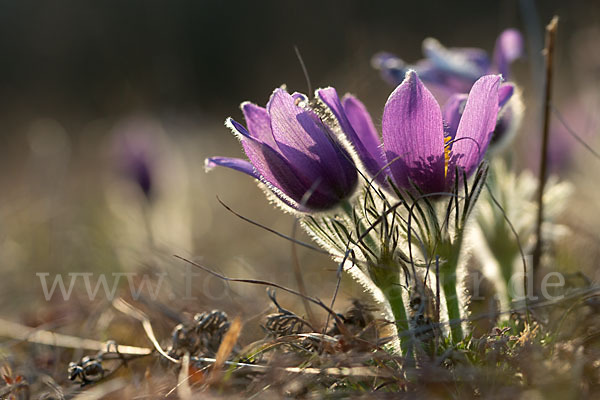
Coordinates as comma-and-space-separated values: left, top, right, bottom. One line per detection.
206, 88, 358, 211
319, 71, 500, 194
372, 30, 522, 152
372, 29, 523, 93
112, 120, 157, 199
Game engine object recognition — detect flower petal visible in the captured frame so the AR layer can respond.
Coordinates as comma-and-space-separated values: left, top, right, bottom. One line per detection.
442, 93, 468, 139
205, 156, 260, 179
451, 75, 501, 176
267, 88, 356, 196
204, 156, 313, 211
498, 83, 514, 108
493, 29, 523, 78
382, 70, 446, 193
225, 117, 313, 202
241, 102, 277, 148
342, 94, 390, 183
317, 87, 387, 184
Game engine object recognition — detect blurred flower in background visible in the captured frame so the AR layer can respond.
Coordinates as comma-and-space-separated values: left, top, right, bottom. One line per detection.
106, 115, 194, 264
112, 118, 157, 200
372, 29, 523, 94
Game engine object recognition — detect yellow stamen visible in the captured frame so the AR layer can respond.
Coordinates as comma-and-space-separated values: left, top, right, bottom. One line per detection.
444, 136, 452, 178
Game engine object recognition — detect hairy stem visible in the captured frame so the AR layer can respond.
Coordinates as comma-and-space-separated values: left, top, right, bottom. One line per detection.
371, 258, 412, 358
442, 271, 463, 343
437, 234, 465, 343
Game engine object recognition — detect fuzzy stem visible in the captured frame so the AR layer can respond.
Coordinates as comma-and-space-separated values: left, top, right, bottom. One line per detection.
442, 270, 463, 343
437, 234, 465, 343
371, 259, 412, 358
387, 285, 411, 357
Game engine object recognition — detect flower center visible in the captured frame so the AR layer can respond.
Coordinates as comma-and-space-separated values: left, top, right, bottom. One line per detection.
444, 135, 452, 178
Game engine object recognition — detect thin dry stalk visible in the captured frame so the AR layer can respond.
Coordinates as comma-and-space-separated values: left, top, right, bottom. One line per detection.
111, 298, 179, 363
0, 317, 151, 356
532, 16, 559, 275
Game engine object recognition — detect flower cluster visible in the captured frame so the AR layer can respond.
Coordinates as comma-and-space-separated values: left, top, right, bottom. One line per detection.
208, 71, 501, 206
205, 29, 531, 353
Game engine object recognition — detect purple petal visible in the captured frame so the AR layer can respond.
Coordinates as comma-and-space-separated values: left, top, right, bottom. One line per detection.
241, 102, 277, 148
498, 83, 514, 108
267, 88, 356, 194
225, 117, 315, 203
492, 29, 524, 78
205, 156, 310, 211
442, 93, 468, 139
382, 70, 446, 193
317, 87, 387, 184
342, 94, 389, 182
291, 92, 308, 102
205, 156, 260, 180
451, 75, 501, 176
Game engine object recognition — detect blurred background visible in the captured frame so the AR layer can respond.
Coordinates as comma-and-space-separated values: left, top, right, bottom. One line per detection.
1, 0, 599, 336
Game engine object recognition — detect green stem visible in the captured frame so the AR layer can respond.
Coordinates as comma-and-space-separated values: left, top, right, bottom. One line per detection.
387, 284, 412, 357
339, 201, 412, 357
371, 264, 412, 358
437, 233, 465, 344
442, 271, 463, 343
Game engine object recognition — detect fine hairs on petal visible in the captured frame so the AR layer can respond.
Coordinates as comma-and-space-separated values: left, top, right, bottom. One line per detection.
223, 117, 306, 214
257, 180, 305, 215
312, 89, 380, 189
224, 117, 247, 142
204, 158, 217, 173
259, 176, 360, 217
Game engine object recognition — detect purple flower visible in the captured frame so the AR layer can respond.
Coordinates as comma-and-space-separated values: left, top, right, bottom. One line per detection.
372, 29, 522, 152
206, 88, 358, 211
319, 71, 500, 194
372, 29, 523, 93
112, 121, 157, 199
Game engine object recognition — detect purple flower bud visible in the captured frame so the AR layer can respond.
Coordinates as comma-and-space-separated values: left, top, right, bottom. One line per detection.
319, 71, 501, 194
206, 88, 358, 212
